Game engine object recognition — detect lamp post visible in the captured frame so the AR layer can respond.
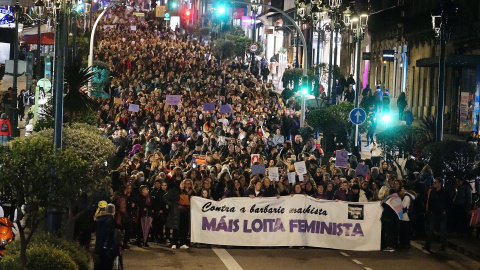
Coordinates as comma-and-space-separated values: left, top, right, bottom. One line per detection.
431, 0, 457, 142
351, 11, 368, 148
250, 0, 259, 75
35, 0, 45, 81
319, 0, 350, 104
10, 1, 21, 138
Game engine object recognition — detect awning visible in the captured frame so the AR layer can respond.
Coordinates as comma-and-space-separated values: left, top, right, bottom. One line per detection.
416, 55, 480, 68
23, 32, 55, 45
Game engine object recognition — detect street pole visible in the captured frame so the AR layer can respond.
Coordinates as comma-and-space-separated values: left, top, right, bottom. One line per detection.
353, 29, 362, 148
88, 7, 109, 92
37, 18, 42, 80
316, 29, 321, 65
250, 7, 256, 74
327, 25, 334, 103
48, 0, 67, 234
72, 6, 77, 59
11, 2, 20, 138
333, 27, 338, 81
436, 10, 446, 142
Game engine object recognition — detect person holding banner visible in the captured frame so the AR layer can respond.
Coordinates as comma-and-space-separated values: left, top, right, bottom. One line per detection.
244, 178, 264, 198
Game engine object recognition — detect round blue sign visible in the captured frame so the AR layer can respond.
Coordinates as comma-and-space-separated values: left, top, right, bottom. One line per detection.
349, 108, 367, 125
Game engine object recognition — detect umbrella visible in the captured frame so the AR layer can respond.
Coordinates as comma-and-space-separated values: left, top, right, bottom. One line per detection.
385, 193, 403, 220
141, 215, 153, 244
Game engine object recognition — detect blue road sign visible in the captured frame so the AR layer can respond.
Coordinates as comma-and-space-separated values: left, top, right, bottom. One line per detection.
349, 108, 367, 125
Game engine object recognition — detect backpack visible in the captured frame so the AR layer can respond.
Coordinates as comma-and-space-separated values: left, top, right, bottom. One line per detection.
1, 122, 8, 132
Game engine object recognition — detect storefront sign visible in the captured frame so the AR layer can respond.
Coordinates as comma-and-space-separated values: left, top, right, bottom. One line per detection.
191, 196, 382, 251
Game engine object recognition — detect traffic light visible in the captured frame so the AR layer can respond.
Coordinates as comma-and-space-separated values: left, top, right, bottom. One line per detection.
185, 9, 191, 16
214, 1, 227, 16
168, 0, 178, 11
301, 76, 309, 96
218, 6, 226, 14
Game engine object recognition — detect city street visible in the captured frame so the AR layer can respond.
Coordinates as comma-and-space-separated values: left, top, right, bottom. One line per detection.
122, 242, 480, 270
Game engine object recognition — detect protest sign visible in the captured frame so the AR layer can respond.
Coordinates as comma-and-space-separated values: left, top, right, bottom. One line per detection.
203, 103, 215, 111
193, 155, 206, 165
191, 196, 382, 251
251, 154, 260, 165
220, 104, 232, 113
269, 167, 279, 182
166, 95, 181, 106
251, 164, 266, 176
355, 164, 369, 177
114, 97, 123, 105
287, 172, 296, 184
335, 150, 349, 168
128, 103, 139, 112
294, 161, 307, 175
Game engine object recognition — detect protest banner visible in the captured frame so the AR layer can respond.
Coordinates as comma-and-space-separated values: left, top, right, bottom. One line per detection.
294, 161, 307, 175
166, 95, 181, 106
128, 103, 139, 112
335, 150, 349, 168
269, 167, 279, 182
191, 196, 382, 251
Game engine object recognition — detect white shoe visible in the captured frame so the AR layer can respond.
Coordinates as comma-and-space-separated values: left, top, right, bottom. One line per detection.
180, 245, 189, 249
171, 245, 177, 249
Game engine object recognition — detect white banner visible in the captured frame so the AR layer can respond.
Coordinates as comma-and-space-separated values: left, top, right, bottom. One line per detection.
191, 196, 382, 251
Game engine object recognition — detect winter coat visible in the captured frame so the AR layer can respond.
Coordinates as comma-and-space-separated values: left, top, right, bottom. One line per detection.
163, 187, 180, 230
95, 214, 117, 257
112, 191, 127, 226
428, 188, 451, 215
0, 119, 11, 136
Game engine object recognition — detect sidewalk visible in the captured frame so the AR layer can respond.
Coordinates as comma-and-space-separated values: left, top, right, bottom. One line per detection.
0, 74, 28, 137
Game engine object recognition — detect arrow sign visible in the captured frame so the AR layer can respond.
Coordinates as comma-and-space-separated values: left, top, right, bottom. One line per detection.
349, 108, 367, 125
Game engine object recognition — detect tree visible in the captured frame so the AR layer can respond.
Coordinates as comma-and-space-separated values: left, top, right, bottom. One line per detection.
307, 102, 368, 152
212, 38, 235, 60
423, 140, 476, 178
375, 125, 423, 179
0, 137, 87, 266
31, 123, 116, 238
64, 55, 96, 125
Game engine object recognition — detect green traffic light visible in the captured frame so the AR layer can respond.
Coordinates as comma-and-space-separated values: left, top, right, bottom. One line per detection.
218, 6, 225, 14
172, 2, 177, 8
301, 88, 308, 95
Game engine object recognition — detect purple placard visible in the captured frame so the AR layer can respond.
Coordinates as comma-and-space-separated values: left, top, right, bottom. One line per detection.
166, 95, 181, 106
220, 104, 232, 113
203, 103, 215, 111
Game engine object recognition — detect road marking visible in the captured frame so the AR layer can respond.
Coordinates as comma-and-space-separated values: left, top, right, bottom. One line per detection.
351, 259, 363, 265
364, 267, 373, 270
339, 251, 350, 257
411, 241, 430, 254
212, 248, 243, 270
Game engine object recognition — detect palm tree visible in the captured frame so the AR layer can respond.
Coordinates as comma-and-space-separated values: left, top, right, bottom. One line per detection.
64, 55, 96, 125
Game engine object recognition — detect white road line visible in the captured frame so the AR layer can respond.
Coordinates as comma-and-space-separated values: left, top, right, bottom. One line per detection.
364, 267, 373, 270
351, 259, 363, 265
212, 248, 244, 270
411, 241, 430, 255
339, 251, 350, 257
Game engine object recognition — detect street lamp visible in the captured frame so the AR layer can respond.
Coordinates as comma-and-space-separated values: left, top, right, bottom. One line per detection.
10, 1, 22, 138
431, 0, 457, 142
35, 0, 45, 81
250, 0, 259, 75
319, 1, 350, 104
351, 9, 368, 149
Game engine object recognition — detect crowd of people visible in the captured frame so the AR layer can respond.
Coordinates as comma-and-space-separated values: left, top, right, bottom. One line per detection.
81, 10, 480, 267
1, 5, 479, 269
